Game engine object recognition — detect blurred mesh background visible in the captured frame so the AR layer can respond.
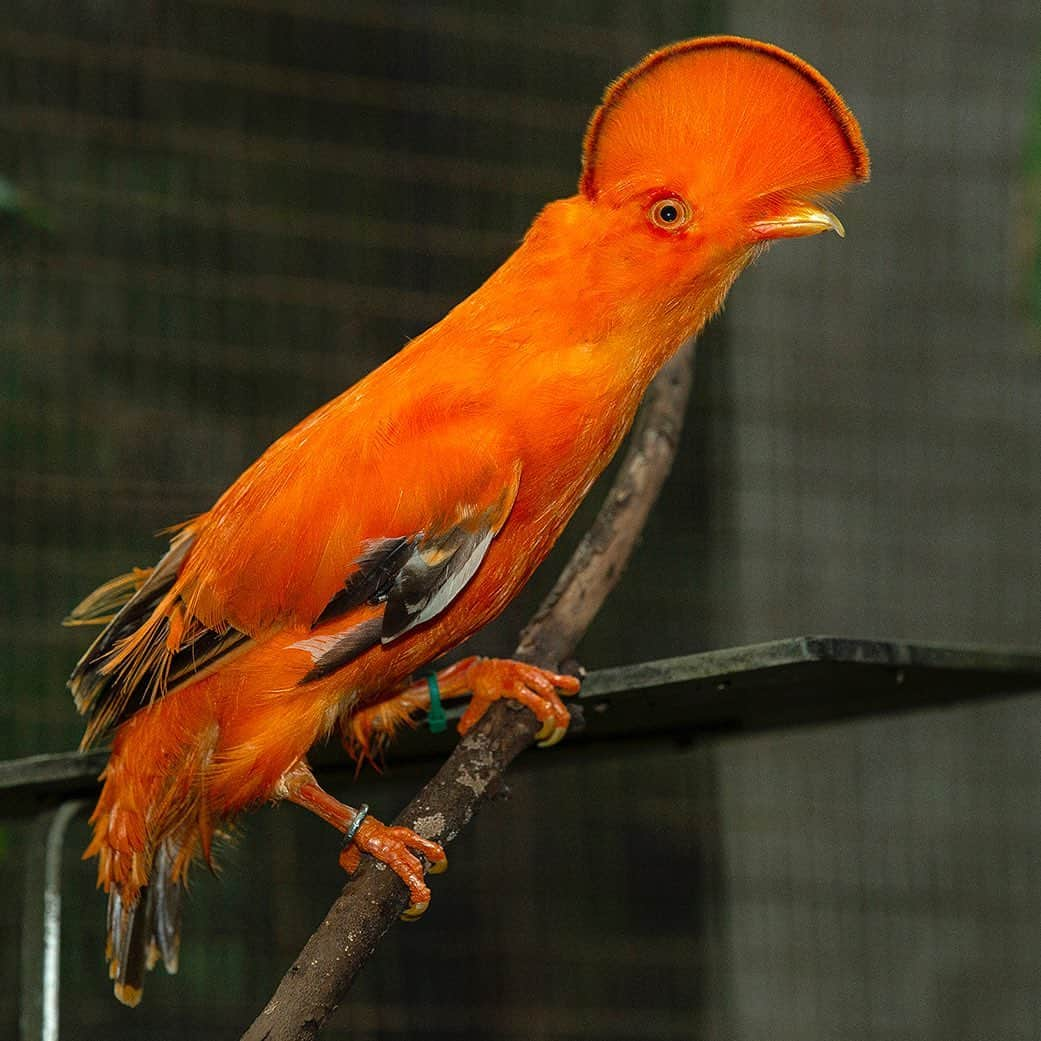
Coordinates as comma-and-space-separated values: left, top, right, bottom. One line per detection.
2, 1, 1040, 1039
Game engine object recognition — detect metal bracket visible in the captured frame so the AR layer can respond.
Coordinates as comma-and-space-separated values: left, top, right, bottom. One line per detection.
20, 800, 88, 1041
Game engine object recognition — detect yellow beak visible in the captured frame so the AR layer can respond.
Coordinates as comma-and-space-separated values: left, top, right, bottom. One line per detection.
750, 203, 845, 240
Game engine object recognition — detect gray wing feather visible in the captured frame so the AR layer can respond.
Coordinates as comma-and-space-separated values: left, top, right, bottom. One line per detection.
381, 525, 495, 642
298, 519, 497, 687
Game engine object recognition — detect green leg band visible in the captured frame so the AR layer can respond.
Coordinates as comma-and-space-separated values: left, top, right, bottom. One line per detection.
423, 670, 447, 734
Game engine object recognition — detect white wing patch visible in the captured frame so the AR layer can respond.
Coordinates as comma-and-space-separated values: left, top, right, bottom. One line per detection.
290, 633, 349, 662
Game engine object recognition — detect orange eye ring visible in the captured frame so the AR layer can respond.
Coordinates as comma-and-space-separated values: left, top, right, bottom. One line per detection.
648, 196, 692, 232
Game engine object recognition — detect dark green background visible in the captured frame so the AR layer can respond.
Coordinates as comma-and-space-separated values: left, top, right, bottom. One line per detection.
2, 1, 1040, 1038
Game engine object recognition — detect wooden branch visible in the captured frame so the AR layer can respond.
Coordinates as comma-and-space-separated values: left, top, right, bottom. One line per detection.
241, 340, 695, 1041
514, 339, 695, 670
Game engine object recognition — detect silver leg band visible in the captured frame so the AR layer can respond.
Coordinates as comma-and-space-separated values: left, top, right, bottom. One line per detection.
343, 803, 369, 847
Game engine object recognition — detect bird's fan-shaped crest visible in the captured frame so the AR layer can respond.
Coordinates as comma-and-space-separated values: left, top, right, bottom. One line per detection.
580, 36, 869, 203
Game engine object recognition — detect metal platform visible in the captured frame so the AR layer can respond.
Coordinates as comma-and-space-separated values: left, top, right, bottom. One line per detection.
6, 635, 1041, 818
8, 634, 1041, 1040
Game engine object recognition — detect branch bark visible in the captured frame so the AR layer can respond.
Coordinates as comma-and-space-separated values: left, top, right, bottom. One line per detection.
241, 340, 695, 1041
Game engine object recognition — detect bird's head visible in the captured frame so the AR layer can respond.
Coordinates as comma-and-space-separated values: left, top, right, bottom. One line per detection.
527, 36, 869, 348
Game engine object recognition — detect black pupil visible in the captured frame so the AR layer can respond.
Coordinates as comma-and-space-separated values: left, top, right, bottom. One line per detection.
658, 203, 678, 223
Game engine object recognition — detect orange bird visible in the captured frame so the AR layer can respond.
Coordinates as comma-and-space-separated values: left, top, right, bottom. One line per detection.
67, 36, 868, 1005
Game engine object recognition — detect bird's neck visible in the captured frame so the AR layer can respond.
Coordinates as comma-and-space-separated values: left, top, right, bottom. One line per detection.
440, 198, 711, 395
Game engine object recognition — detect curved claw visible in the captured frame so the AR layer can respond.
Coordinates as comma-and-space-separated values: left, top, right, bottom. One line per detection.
399, 900, 429, 922
537, 723, 568, 749
534, 716, 557, 742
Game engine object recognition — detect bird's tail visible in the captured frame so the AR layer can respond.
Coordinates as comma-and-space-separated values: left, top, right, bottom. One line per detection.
85, 697, 216, 1006
105, 842, 183, 1007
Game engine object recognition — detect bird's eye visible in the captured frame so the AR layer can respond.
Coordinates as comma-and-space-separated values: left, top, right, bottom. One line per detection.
648, 196, 692, 232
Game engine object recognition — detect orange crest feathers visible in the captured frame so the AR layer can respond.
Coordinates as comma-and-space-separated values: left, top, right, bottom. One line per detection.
580, 36, 869, 204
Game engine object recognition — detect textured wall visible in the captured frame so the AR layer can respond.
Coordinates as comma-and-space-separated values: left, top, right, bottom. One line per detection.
712, 2, 1041, 1038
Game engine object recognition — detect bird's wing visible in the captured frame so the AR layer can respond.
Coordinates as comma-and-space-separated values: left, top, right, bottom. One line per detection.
70, 386, 523, 744
177, 388, 521, 633
291, 494, 518, 685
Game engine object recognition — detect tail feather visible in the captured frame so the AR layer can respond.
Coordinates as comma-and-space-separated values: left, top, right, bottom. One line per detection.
68, 528, 195, 745
106, 841, 183, 1007
107, 884, 153, 1007
63, 568, 152, 627
151, 842, 183, 974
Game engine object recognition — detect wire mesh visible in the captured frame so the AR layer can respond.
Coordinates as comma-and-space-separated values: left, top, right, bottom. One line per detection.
2, 0, 1040, 1038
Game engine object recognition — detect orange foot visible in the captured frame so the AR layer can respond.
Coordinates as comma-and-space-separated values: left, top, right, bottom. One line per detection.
443, 657, 581, 748
282, 761, 446, 919
340, 813, 447, 920
346, 657, 582, 759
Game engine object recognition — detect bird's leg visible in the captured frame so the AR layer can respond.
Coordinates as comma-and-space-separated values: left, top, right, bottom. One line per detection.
347, 657, 581, 758
343, 678, 441, 765
278, 760, 446, 919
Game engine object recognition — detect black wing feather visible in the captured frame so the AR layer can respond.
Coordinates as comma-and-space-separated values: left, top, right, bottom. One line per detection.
298, 519, 497, 686
313, 536, 417, 626
381, 524, 495, 642
298, 617, 384, 683
68, 531, 194, 719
